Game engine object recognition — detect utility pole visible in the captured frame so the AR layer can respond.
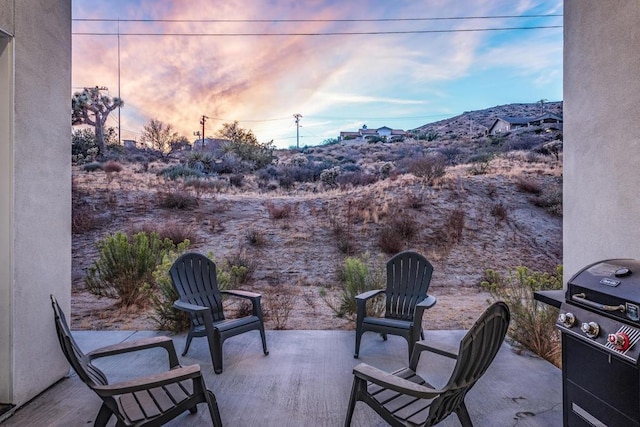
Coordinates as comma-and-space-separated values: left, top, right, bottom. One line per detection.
117, 19, 121, 144
200, 115, 208, 146
293, 113, 302, 149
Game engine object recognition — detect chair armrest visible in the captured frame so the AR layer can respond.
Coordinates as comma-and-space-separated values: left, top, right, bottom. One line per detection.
355, 289, 384, 301
353, 363, 441, 400
409, 339, 458, 370
92, 364, 203, 397
416, 295, 437, 310
222, 289, 261, 300
87, 336, 180, 368
173, 300, 209, 314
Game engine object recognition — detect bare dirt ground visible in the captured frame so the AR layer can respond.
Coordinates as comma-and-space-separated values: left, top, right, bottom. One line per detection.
72, 151, 562, 332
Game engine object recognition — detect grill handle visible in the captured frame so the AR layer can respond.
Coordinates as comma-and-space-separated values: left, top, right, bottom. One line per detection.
571, 293, 626, 312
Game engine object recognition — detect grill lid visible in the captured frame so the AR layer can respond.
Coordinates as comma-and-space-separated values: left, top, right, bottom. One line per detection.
568, 259, 640, 323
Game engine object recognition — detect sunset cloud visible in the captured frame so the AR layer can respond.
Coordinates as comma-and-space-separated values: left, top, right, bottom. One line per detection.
72, 0, 563, 147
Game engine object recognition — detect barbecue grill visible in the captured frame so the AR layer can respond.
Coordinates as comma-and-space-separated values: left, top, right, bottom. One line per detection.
538, 259, 640, 426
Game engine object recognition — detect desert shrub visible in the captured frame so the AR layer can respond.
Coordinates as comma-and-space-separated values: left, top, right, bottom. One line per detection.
210, 152, 251, 174
337, 171, 378, 188
502, 137, 540, 152
158, 165, 204, 180
481, 265, 563, 366
388, 213, 418, 240
83, 161, 103, 172
531, 186, 563, 217
378, 212, 419, 255
147, 240, 191, 332
379, 162, 394, 178
467, 158, 492, 175
85, 231, 181, 307
157, 191, 199, 210
184, 177, 227, 194
324, 253, 386, 318
516, 176, 543, 195
404, 193, 424, 209
377, 226, 405, 254
443, 208, 465, 243
437, 146, 461, 165
417, 131, 439, 141
265, 202, 293, 219
72, 128, 99, 160
245, 228, 267, 247
221, 133, 275, 170
72, 203, 100, 233
216, 251, 256, 288
128, 221, 197, 245
264, 284, 299, 330
228, 173, 244, 188
186, 151, 216, 173
103, 160, 123, 173
490, 202, 508, 222
407, 154, 446, 184
320, 167, 340, 188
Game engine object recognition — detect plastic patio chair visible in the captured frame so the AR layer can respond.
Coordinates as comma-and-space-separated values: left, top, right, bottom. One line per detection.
50, 295, 222, 427
345, 301, 510, 427
354, 250, 436, 361
170, 252, 268, 374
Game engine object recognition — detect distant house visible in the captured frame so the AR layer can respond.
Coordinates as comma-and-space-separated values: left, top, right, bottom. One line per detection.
339, 124, 407, 141
489, 113, 563, 135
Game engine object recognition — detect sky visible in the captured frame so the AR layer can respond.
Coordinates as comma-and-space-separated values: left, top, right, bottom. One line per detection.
72, 0, 563, 149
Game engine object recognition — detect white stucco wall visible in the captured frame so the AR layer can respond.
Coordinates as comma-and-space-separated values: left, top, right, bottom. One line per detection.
564, 1, 640, 281
0, 0, 71, 406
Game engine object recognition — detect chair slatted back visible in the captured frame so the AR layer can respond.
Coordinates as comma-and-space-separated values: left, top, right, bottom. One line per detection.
426, 301, 510, 426
50, 295, 108, 387
385, 251, 434, 321
170, 253, 225, 326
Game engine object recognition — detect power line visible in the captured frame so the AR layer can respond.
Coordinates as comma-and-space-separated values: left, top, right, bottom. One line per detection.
72, 14, 562, 24
72, 25, 562, 37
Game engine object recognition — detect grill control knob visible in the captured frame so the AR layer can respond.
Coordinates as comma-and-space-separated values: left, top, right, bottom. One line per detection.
608, 332, 631, 351
581, 322, 600, 338
558, 312, 576, 327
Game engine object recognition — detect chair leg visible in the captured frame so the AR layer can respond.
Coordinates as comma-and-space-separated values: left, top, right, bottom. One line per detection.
354, 328, 363, 358
456, 401, 473, 427
206, 390, 224, 427
206, 329, 224, 374
183, 333, 194, 357
94, 404, 112, 427
260, 324, 269, 355
344, 376, 363, 427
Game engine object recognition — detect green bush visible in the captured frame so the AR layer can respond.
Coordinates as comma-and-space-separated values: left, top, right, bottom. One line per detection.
481, 265, 563, 366
83, 161, 103, 172
85, 231, 180, 307
324, 253, 385, 318
158, 165, 204, 180
147, 241, 191, 332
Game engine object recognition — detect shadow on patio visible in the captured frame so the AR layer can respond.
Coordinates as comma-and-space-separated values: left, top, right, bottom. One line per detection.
1, 329, 561, 426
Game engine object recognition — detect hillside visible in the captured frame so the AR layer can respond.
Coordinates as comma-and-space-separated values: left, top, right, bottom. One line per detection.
71, 102, 563, 332
413, 101, 563, 137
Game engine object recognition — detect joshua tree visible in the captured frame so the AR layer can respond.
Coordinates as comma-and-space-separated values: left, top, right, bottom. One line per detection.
72, 86, 123, 157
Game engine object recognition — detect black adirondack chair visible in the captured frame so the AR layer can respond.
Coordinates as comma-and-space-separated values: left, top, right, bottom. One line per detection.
50, 295, 222, 427
345, 301, 511, 427
354, 251, 436, 360
170, 252, 268, 374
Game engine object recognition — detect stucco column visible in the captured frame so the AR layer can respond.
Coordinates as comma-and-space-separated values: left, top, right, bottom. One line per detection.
563, 1, 640, 281
0, 0, 72, 407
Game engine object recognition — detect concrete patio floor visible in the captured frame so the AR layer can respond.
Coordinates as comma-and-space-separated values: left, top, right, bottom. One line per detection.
0, 329, 562, 426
